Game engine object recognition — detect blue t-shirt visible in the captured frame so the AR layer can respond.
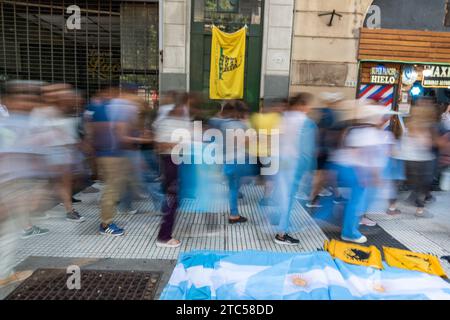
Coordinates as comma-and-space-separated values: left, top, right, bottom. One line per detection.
90, 98, 137, 157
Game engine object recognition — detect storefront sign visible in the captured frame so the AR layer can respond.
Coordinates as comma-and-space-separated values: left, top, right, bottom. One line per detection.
422, 65, 450, 88
370, 66, 399, 84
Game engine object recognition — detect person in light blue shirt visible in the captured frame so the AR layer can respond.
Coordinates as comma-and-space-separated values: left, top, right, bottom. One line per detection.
274, 93, 317, 246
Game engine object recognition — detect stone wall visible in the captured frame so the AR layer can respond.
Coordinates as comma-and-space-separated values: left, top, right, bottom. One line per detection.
290, 0, 373, 99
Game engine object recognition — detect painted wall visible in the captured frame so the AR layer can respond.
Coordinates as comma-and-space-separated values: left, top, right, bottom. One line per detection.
365, 0, 449, 31
289, 0, 373, 99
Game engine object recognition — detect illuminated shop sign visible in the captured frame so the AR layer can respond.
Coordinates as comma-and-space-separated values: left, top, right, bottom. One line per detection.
370, 66, 399, 84
422, 65, 450, 88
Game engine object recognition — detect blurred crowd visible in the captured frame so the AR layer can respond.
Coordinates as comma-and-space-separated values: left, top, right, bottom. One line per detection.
1, 80, 450, 286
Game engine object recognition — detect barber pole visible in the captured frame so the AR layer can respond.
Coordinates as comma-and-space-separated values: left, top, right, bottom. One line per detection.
358, 84, 394, 109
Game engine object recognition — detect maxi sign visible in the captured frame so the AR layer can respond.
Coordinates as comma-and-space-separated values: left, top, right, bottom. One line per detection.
422, 65, 450, 88
370, 66, 399, 84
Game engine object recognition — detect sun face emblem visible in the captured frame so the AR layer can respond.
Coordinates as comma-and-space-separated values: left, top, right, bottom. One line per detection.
291, 275, 308, 287
373, 283, 386, 293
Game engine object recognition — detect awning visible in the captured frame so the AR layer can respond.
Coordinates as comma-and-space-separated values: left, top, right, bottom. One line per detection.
358, 28, 450, 65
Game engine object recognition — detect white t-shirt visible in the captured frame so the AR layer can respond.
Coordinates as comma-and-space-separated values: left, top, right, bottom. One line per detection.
155, 116, 193, 155
331, 126, 395, 168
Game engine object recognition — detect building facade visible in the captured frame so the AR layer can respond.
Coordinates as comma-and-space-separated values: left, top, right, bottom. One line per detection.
2, 0, 450, 109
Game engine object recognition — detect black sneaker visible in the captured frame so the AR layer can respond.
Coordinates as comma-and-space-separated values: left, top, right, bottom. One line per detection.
228, 216, 248, 224
274, 233, 301, 246
72, 197, 82, 203
66, 210, 86, 223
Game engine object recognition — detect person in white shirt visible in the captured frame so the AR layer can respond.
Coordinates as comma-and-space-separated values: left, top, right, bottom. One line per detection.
328, 103, 396, 243
154, 92, 192, 248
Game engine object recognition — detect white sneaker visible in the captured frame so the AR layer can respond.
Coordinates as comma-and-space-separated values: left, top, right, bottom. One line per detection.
359, 217, 377, 227
319, 188, 333, 197
341, 235, 368, 244
156, 239, 181, 248
305, 202, 323, 208
119, 208, 139, 215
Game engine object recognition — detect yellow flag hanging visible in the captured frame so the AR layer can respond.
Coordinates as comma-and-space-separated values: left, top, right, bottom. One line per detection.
324, 239, 383, 269
209, 26, 246, 100
383, 247, 447, 278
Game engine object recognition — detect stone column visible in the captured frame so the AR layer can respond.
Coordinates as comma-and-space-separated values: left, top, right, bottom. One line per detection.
262, 0, 295, 101
160, 0, 188, 92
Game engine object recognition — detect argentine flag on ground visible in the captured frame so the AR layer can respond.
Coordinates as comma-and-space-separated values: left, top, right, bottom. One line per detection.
160, 250, 450, 300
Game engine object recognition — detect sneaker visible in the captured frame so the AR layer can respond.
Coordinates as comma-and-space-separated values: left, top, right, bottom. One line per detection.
318, 188, 333, 197
341, 235, 368, 244
66, 210, 86, 223
305, 201, 322, 208
228, 216, 248, 224
99, 223, 125, 237
82, 186, 100, 194
274, 233, 301, 246
415, 208, 426, 218
21, 226, 50, 239
118, 208, 139, 215
0, 270, 33, 288
156, 238, 182, 248
386, 208, 402, 216
359, 217, 377, 227
333, 196, 348, 205
71, 197, 82, 203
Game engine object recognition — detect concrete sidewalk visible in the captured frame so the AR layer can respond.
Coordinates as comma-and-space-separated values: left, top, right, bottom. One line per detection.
1, 182, 450, 299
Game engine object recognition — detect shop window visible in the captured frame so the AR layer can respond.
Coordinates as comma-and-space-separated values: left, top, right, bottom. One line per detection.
193, 0, 262, 31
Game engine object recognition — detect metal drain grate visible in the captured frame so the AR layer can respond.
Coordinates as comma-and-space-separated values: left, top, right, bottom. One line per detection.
6, 269, 162, 300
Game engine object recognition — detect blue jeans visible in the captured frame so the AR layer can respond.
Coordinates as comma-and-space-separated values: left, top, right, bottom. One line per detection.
276, 162, 308, 234
224, 163, 258, 217
328, 163, 365, 240
119, 150, 144, 210
141, 148, 161, 181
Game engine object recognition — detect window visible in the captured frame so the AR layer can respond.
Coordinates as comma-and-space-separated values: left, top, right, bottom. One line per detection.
193, 0, 262, 29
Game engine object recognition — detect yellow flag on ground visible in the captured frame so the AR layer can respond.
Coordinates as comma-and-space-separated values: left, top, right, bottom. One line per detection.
324, 239, 383, 269
383, 247, 447, 278
209, 26, 246, 100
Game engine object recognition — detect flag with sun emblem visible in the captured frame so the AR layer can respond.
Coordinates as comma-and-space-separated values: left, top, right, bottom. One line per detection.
325, 239, 383, 270
160, 250, 450, 300
209, 26, 246, 99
